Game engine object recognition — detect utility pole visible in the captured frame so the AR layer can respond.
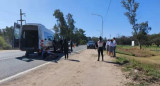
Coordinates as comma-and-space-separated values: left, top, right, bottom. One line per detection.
92, 14, 103, 38
17, 9, 26, 27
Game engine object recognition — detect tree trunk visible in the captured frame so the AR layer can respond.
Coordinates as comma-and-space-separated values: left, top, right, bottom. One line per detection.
138, 41, 142, 49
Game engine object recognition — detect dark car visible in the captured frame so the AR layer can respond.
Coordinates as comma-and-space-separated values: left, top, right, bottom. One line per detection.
87, 41, 96, 49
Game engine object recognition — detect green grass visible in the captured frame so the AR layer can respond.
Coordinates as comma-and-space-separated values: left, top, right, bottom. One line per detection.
143, 46, 160, 52
116, 56, 160, 85
115, 45, 160, 85
126, 83, 149, 86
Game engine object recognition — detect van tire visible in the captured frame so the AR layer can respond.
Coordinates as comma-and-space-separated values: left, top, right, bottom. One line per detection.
25, 51, 29, 57
38, 52, 42, 56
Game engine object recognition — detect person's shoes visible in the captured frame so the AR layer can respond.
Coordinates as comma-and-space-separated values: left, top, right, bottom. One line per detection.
97, 60, 99, 61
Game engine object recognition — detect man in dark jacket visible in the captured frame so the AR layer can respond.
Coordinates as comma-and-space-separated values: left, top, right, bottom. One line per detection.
63, 39, 69, 60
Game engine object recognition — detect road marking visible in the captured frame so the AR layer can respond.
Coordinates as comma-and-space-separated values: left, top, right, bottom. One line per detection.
0, 62, 51, 84
0, 46, 86, 84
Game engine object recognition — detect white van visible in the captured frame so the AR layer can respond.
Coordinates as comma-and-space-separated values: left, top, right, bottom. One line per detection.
20, 23, 54, 56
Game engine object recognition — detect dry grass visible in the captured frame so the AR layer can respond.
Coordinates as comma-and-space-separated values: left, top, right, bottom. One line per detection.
116, 45, 159, 57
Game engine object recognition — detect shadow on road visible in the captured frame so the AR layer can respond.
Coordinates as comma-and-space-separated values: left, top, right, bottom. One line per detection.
16, 53, 64, 63
103, 61, 119, 65
68, 59, 80, 62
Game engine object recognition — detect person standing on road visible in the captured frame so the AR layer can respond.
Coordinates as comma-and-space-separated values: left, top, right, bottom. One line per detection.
97, 36, 104, 61
63, 39, 69, 60
106, 39, 110, 55
113, 37, 117, 57
52, 38, 57, 52
70, 40, 73, 52
109, 40, 114, 57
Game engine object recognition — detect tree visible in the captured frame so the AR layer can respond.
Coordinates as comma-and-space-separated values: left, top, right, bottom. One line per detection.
150, 33, 160, 47
73, 28, 87, 44
53, 9, 68, 39
0, 29, 2, 36
53, 9, 87, 44
135, 22, 151, 48
66, 13, 75, 40
53, 24, 60, 40
122, 0, 151, 49
0, 26, 14, 45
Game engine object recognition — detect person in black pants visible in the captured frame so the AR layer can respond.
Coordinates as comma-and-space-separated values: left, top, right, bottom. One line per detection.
70, 40, 73, 52
97, 36, 104, 61
63, 39, 69, 60
52, 38, 57, 52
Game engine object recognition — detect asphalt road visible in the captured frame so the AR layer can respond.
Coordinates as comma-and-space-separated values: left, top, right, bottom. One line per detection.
0, 45, 86, 80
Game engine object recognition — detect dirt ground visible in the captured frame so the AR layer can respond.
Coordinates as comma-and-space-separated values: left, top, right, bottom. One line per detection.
1, 49, 129, 86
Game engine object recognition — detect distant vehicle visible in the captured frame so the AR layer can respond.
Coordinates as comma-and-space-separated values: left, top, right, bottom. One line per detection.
20, 23, 54, 56
87, 41, 96, 49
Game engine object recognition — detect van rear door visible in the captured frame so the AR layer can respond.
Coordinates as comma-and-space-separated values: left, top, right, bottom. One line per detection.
20, 25, 39, 51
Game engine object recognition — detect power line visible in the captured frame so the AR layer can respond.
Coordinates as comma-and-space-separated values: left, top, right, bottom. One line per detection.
105, 0, 112, 17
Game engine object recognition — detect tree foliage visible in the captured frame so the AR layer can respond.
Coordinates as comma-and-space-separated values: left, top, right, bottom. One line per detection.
66, 13, 75, 40
53, 9, 87, 44
53, 9, 68, 39
0, 36, 11, 49
121, 0, 151, 49
0, 26, 13, 45
53, 24, 60, 40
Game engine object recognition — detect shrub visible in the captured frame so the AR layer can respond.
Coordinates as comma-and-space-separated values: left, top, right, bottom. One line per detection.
0, 36, 11, 49
79, 40, 86, 45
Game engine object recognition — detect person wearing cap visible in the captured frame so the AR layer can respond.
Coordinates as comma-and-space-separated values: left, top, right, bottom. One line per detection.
97, 36, 104, 61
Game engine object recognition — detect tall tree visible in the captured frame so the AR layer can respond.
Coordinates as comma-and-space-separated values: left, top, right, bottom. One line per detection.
122, 0, 151, 49
53, 9, 68, 39
66, 13, 75, 40
53, 24, 60, 40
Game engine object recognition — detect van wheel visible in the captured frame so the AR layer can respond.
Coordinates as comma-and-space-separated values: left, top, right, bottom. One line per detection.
38, 52, 42, 56
25, 51, 29, 57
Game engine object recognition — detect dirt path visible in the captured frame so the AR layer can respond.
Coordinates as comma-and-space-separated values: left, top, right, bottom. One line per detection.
1, 49, 129, 86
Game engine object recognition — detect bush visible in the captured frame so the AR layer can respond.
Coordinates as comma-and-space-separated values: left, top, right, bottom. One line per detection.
0, 36, 11, 49
79, 40, 86, 45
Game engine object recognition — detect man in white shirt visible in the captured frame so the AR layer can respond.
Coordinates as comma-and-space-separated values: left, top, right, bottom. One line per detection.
106, 40, 110, 55
113, 37, 117, 57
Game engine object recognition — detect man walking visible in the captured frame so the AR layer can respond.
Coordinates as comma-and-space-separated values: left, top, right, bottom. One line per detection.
97, 36, 104, 61
63, 39, 69, 60
113, 37, 117, 57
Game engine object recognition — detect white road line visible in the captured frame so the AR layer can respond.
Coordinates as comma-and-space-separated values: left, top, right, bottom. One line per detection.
0, 62, 50, 84
0, 47, 86, 84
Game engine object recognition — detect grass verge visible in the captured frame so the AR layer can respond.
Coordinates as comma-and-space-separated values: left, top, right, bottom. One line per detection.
116, 45, 159, 57
116, 56, 160, 86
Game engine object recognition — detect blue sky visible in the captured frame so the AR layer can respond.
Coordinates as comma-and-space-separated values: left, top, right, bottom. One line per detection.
0, 0, 160, 38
